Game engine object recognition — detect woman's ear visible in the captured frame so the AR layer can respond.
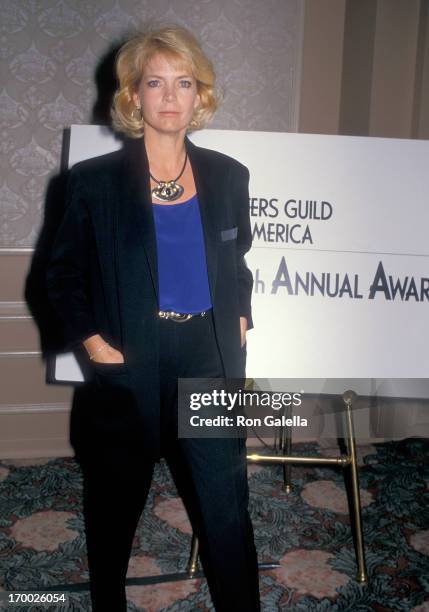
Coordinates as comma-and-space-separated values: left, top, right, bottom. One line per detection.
131, 91, 141, 108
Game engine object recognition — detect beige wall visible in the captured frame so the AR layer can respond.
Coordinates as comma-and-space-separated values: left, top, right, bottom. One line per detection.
299, 0, 346, 134
339, 0, 377, 136
0, 251, 74, 457
369, 0, 422, 138
2, 0, 428, 458
414, 0, 429, 138
299, 0, 429, 139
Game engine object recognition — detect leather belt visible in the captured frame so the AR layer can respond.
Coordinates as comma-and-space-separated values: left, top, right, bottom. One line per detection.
158, 310, 207, 322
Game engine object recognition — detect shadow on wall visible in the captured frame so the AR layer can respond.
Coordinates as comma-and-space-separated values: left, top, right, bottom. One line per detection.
91, 43, 122, 126
24, 41, 124, 361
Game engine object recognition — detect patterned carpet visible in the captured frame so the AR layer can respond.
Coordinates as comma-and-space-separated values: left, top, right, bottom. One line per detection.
0, 438, 428, 611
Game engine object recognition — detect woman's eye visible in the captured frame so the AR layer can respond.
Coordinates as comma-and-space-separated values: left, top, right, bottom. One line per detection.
180, 80, 192, 88
147, 80, 159, 87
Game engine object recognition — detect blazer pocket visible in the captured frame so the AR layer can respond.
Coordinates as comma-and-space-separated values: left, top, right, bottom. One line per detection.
220, 226, 238, 242
93, 362, 129, 376
93, 363, 132, 396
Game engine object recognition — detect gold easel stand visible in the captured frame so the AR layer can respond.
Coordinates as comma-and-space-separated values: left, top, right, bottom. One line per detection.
261, 389, 367, 583
188, 390, 368, 584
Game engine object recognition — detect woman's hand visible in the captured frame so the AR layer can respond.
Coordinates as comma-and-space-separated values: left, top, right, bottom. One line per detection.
91, 345, 125, 364
82, 334, 125, 364
239, 316, 247, 348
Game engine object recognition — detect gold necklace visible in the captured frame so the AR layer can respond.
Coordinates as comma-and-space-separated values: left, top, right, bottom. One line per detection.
150, 153, 188, 202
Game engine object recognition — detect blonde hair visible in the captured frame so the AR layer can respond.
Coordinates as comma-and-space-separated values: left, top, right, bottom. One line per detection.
111, 26, 219, 138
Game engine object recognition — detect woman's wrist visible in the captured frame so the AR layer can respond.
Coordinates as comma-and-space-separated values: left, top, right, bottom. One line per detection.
82, 334, 125, 364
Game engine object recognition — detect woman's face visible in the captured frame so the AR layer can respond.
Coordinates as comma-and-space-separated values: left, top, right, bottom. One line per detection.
132, 52, 200, 136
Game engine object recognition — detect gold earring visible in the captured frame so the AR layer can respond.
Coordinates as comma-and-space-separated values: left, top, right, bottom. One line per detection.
132, 106, 143, 121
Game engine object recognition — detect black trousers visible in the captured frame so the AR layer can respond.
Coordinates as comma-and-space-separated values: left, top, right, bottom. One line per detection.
81, 309, 261, 611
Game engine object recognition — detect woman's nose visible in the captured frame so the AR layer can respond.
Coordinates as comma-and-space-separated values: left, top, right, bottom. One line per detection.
163, 85, 176, 101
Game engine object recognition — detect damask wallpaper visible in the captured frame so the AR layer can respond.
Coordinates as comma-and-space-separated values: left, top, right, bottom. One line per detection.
1, 0, 303, 248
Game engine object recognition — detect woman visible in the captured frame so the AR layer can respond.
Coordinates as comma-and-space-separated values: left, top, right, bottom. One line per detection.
46, 26, 260, 611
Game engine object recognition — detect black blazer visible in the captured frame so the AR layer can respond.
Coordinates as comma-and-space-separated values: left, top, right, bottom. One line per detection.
46, 134, 254, 459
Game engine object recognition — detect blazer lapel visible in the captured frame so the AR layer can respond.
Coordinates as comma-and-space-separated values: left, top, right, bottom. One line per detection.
120, 137, 159, 303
